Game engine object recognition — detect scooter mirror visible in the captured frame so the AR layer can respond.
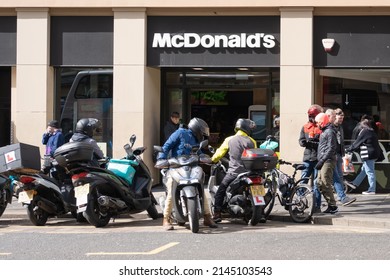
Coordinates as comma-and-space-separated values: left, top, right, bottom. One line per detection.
129, 134, 136, 147
199, 139, 209, 149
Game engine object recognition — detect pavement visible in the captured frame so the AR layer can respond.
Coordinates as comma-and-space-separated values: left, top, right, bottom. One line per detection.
2, 187, 390, 229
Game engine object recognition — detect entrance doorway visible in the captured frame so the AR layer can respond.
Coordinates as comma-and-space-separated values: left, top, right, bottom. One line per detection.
162, 69, 280, 146
0, 68, 11, 147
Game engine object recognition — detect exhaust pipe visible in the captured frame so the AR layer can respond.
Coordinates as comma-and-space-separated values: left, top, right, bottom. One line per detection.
36, 197, 58, 214
229, 205, 244, 215
97, 195, 126, 209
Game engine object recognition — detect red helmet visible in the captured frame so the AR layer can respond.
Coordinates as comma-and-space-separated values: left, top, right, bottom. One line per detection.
307, 105, 322, 118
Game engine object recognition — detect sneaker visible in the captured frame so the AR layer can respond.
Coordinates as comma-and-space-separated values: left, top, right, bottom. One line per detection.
344, 181, 357, 190
341, 196, 357, 206
362, 191, 376, 195
323, 205, 339, 214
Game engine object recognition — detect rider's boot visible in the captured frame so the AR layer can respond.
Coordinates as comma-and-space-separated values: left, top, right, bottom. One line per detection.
204, 214, 218, 228
163, 216, 174, 231
212, 211, 222, 223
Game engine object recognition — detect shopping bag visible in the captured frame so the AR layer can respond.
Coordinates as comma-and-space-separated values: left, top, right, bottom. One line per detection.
342, 153, 355, 173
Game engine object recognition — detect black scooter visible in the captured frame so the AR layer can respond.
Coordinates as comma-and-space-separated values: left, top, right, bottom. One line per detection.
61, 135, 159, 227
11, 160, 84, 226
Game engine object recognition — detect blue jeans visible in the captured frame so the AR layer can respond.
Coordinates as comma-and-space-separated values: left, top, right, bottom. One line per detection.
301, 161, 321, 208
352, 159, 376, 193
333, 155, 346, 201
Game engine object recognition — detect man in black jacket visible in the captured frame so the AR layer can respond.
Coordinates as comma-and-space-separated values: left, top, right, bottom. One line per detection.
315, 112, 338, 214
163, 112, 180, 142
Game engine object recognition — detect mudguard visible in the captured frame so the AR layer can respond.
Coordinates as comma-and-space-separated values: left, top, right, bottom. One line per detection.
180, 185, 199, 199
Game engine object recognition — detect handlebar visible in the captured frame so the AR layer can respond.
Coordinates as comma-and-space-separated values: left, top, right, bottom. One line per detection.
278, 159, 305, 171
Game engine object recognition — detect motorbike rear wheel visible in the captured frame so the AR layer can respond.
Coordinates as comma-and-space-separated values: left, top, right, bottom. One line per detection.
146, 193, 160, 219
27, 203, 49, 226
187, 197, 199, 233
84, 189, 111, 227
288, 184, 314, 223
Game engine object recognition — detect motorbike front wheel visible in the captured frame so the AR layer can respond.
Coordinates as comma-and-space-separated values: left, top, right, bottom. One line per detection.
71, 210, 87, 223
263, 174, 277, 219
0, 190, 8, 217
84, 190, 111, 227
288, 184, 314, 223
187, 197, 199, 233
27, 203, 48, 226
0, 201, 7, 218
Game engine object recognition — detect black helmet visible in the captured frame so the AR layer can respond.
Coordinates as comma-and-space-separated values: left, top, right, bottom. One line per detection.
188, 118, 210, 142
75, 118, 100, 138
234, 118, 256, 135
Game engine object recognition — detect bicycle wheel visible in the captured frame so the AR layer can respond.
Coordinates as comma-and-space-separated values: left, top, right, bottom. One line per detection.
263, 171, 277, 219
288, 184, 314, 223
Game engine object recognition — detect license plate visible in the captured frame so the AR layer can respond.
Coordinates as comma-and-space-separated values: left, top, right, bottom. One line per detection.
251, 185, 266, 196
75, 184, 90, 212
18, 190, 35, 204
251, 185, 266, 206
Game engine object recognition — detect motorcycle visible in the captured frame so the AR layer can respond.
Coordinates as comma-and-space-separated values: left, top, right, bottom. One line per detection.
61, 134, 159, 227
154, 140, 212, 233
0, 174, 13, 218
208, 147, 278, 226
11, 158, 84, 226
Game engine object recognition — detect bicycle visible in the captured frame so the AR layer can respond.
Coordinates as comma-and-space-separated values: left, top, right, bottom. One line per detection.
263, 159, 315, 223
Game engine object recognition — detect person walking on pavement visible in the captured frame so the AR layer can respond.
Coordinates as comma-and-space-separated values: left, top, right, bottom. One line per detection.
210, 118, 257, 223
155, 117, 217, 230
329, 108, 356, 206
315, 112, 339, 214
345, 119, 384, 195
298, 104, 323, 212
163, 111, 181, 142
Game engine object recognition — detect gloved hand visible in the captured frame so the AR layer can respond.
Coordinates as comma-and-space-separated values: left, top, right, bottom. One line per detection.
315, 160, 324, 170
154, 159, 169, 169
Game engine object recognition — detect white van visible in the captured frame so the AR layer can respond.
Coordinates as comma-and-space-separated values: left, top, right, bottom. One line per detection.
60, 70, 113, 157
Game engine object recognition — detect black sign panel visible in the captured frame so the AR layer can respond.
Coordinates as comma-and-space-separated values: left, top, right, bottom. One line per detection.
51, 16, 113, 66
314, 16, 390, 67
0, 17, 16, 66
147, 16, 280, 67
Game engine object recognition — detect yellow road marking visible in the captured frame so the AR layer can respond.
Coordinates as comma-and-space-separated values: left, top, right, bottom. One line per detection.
86, 242, 180, 256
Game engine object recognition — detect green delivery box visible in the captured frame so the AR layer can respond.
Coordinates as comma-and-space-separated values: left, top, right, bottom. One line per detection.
107, 158, 138, 185
0, 143, 41, 174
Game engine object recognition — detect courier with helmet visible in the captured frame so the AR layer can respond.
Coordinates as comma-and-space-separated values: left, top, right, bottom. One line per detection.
155, 117, 217, 230
70, 118, 104, 160
210, 118, 257, 223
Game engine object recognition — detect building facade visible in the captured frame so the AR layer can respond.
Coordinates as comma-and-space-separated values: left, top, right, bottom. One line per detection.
1, 1, 390, 190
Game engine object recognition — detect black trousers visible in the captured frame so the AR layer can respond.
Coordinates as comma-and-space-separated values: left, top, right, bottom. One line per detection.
214, 172, 237, 211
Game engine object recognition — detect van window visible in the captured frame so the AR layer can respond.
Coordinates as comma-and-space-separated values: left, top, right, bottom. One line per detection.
75, 74, 113, 99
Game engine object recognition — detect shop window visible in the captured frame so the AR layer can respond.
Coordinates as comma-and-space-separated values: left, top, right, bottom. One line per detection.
316, 68, 390, 153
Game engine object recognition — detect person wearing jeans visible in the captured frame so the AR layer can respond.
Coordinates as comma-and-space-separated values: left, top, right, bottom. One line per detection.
329, 108, 356, 206
345, 118, 384, 195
